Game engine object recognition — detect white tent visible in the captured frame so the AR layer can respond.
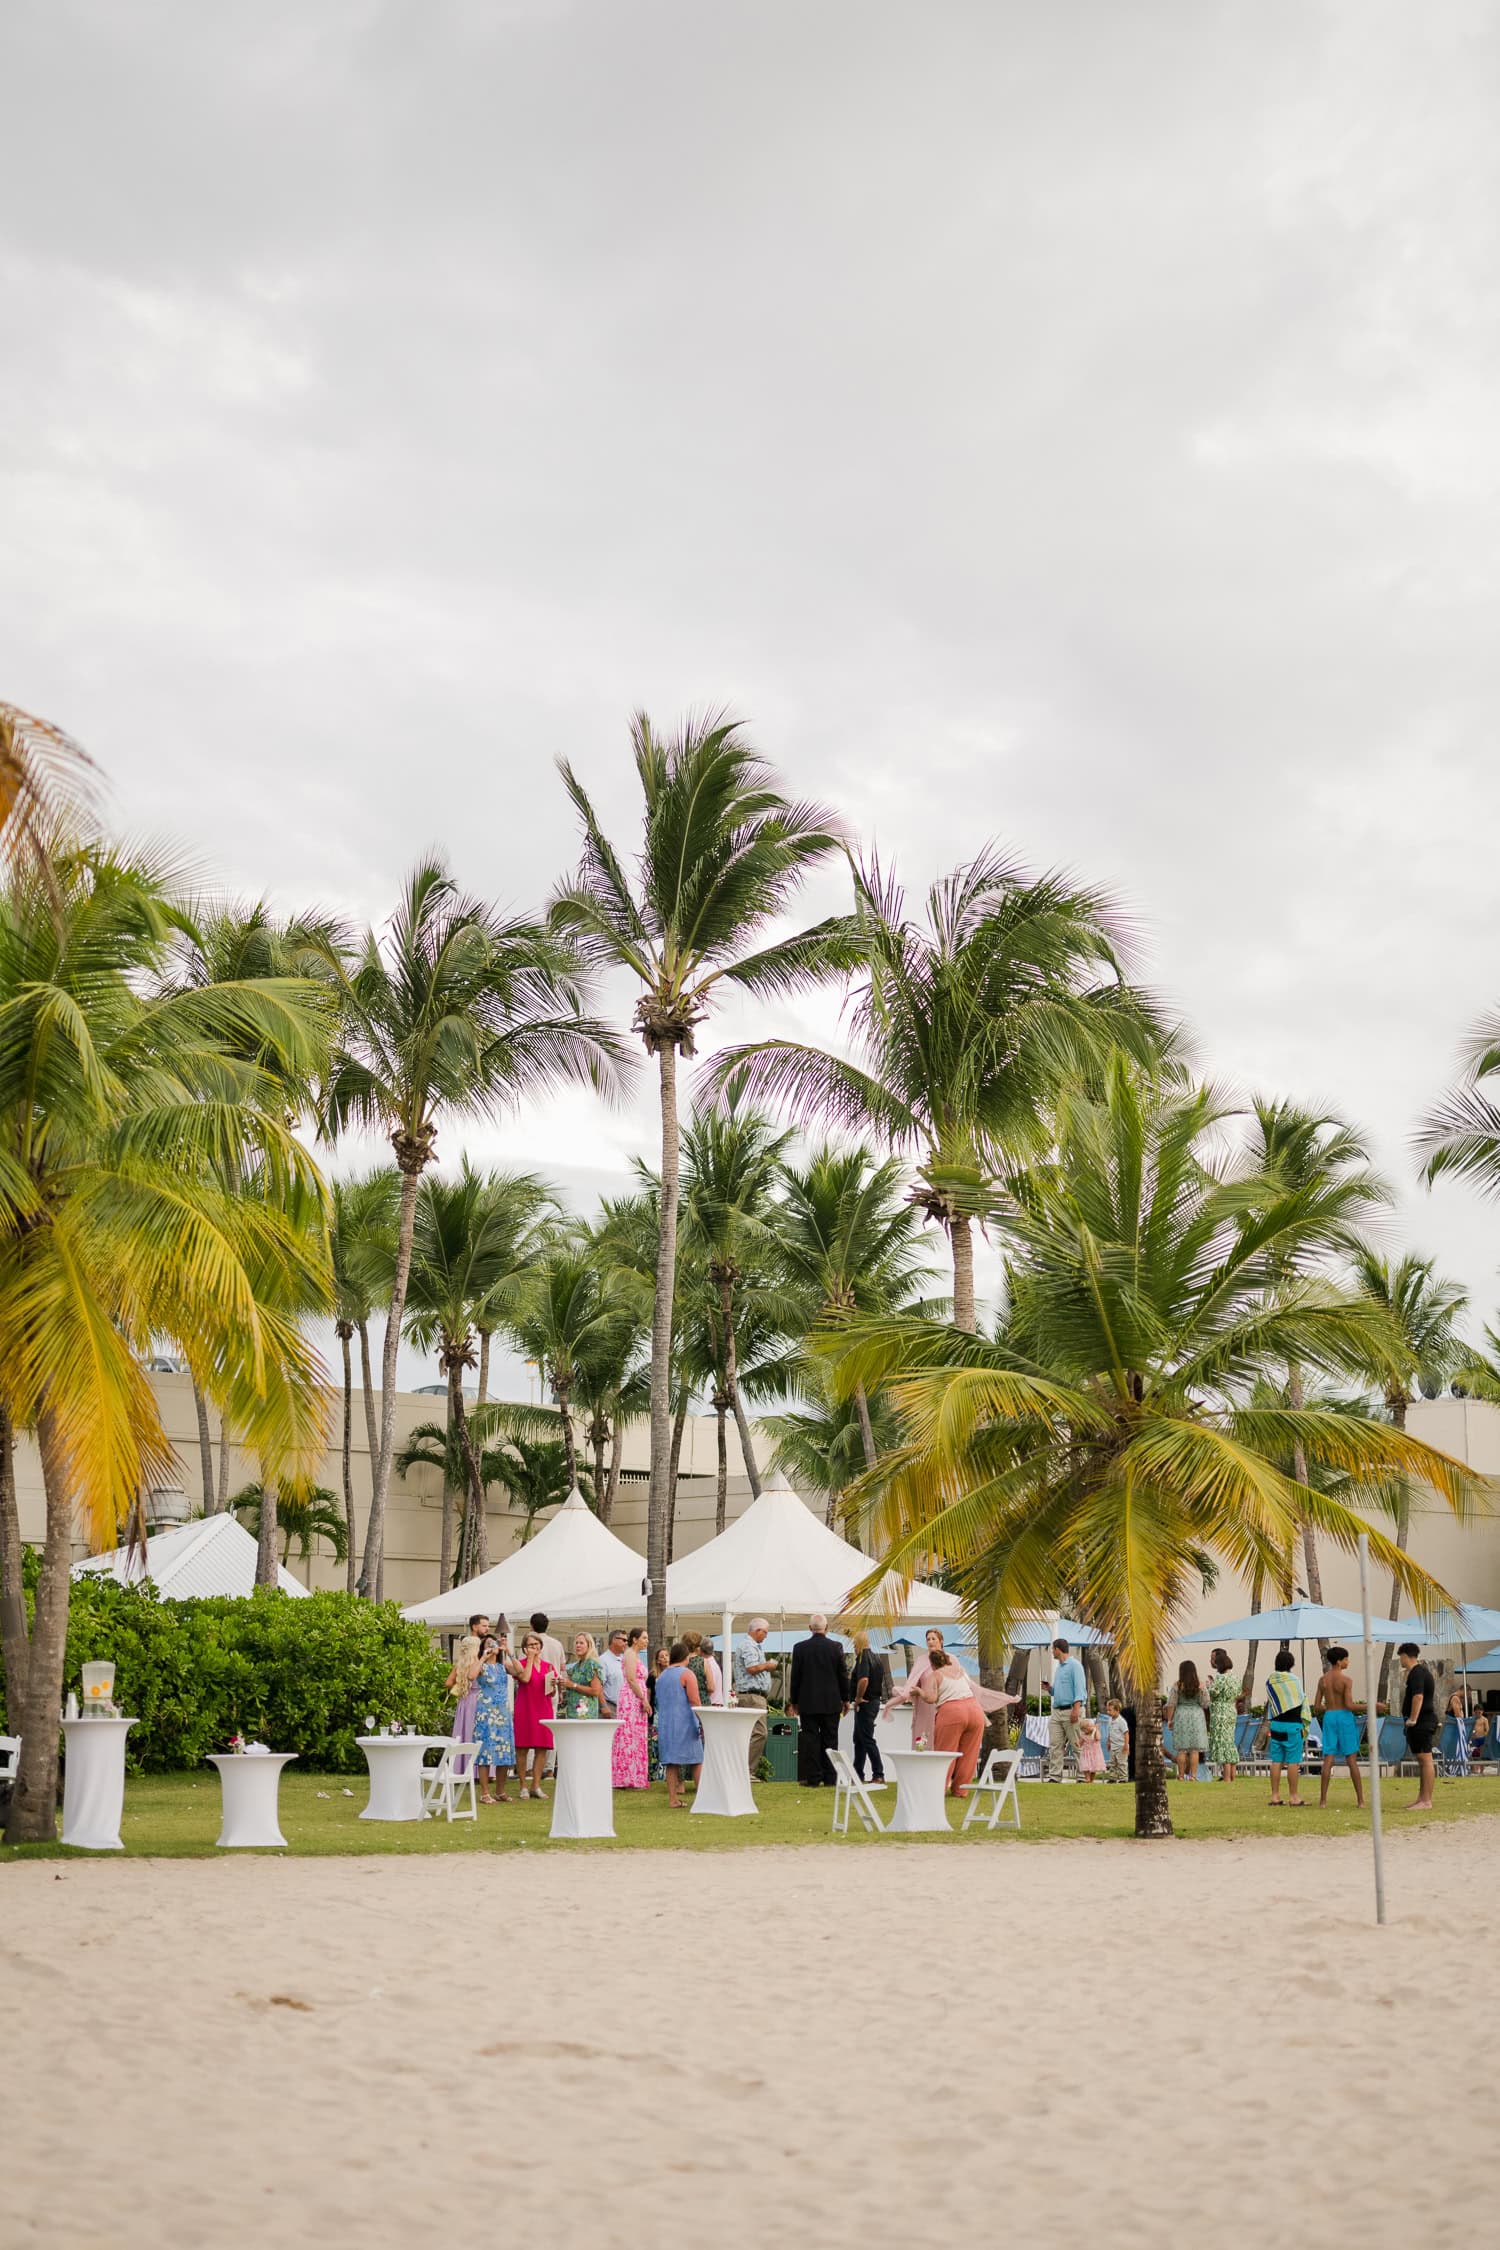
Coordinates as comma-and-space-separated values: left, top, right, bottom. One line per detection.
72, 1511, 311, 1599
664, 1470, 961, 1698
401, 1487, 648, 1631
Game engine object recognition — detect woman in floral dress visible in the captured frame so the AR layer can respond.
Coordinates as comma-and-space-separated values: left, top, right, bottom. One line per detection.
446, 1633, 482, 1777
559, 1631, 606, 1718
1206, 1647, 1244, 1781
472, 1633, 515, 1803
612, 1623, 651, 1789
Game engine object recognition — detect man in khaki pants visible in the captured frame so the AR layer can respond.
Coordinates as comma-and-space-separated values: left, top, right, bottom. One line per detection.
732, 1617, 777, 1771
1046, 1636, 1088, 1780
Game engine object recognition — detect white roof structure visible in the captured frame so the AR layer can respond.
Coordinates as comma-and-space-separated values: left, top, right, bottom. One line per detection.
664, 1471, 963, 1624
72, 1511, 311, 1600
401, 1487, 648, 1630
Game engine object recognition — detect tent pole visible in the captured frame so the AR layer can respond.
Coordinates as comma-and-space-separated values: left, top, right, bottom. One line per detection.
720, 1607, 732, 1705
1358, 1533, 1387, 1928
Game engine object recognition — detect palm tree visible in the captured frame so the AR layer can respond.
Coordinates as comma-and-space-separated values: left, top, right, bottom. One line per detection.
0, 845, 333, 1842
771, 1142, 938, 1470
319, 857, 621, 1601
329, 1167, 399, 1590
481, 1431, 590, 1542
231, 1479, 348, 1572
404, 1165, 560, 1587
1348, 1247, 1469, 1699
565, 1226, 650, 1521
827, 1059, 1476, 1839
709, 848, 1163, 1333
393, 1397, 560, 1583
505, 1242, 649, 1495
550, 713, 848, 1648
1242, 1101, 1388, 1631
0, 701, 97, 876
679, 1104, 793, 1498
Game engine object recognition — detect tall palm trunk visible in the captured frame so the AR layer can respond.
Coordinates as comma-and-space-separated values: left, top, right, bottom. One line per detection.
1129, 1663, 1173, 1839
5, 1409, 73, 1843
363, 1153, 424, 1602
854, 1384, 877, 1473
451, 1379, 489, 1578
477, 1329, 491, 1407
604, 1416, 624, 1525
1243, 1569, 1264, 1718
337, 1324, 358, 1593
358, 1320, 380, 1468
191, 1378, 216, 1514
950, 1213, 977, 1333
439, 1363, 461, 1592
0, 1407, 29, 1718
1378, 1393, 1411, 1707
646, 1040, 681, 1654
590, 1415, 608, 1517
666, 1390, 689, 1563
1286, 1364, 1328, 1661
717, 1272, 762, 1500
216, 1414, 231, 1512
254, 1477, 279, 1588
714, 1391, 729, 1534
555, 1378, 578, 1492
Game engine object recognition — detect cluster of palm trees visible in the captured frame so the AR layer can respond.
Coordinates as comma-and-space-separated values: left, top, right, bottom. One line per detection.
2, 699, 1499, 1846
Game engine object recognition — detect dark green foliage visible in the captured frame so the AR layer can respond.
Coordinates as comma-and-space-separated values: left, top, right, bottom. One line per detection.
0, 1575, 447, 1772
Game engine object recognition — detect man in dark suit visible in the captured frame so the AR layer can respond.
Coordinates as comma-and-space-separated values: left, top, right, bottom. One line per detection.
789, 1613, 851, 1786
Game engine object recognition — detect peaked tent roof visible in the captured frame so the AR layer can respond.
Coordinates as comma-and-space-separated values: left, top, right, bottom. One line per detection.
72, 1511, 311, 1600
663, 1471, 963, 1623
401, 1487, 648, 1630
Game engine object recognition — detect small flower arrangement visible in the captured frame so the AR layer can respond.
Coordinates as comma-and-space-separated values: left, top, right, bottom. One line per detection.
227, 1732, 247, 1754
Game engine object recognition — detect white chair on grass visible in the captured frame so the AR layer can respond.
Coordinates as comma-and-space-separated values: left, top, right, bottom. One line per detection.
421, 1742, 478, 1822
830, 1748, 886, 1835
0, 1735, 20, 1790
961, 1746, 1022, 1833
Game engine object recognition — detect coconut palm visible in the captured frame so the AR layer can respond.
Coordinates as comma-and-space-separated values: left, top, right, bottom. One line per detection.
550, 713, 848, 1648
231, 1478, 348, 1572
394, 1397, 562, 1582
1418, 1015, 1500, 1199
709, 848, 1163, 1333
1241, 1101, 1388, 1630
329, 1167, 399, 1589
403, 1164, 560, 1588
1348, 1247, 1469, 1699
481, 1431, 590, 1542
504, 1243, 650, 1496
0, 700, 97, 876
0, 845, 332, 1842
679, 1104, 794, 1498
826, 1060, 1476, 1839
318, 857, 622, 1600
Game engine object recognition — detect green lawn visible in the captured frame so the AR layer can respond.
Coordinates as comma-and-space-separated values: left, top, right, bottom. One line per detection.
5, 1766, 1500, 1860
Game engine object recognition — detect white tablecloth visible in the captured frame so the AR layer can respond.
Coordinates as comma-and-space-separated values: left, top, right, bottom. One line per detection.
61, 1717, 137, 1850
208, 1753, 297, 1847
547, 1717, 619, 1839
356, 1736, 450, 1821
884, 1746, 958, 1834
692, 1706, 760, 1818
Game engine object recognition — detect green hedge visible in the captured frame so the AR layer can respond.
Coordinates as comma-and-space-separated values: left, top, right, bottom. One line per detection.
0, 1574, 449, 1773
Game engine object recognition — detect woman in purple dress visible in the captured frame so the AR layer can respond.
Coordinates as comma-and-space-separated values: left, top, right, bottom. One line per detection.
446, 1634, 482, 1775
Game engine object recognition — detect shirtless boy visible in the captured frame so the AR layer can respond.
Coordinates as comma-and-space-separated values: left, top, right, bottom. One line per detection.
1312, 1645, 1364, 1809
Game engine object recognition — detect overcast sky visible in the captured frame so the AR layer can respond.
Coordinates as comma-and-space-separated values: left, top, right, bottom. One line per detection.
6, 1, 1500, 1387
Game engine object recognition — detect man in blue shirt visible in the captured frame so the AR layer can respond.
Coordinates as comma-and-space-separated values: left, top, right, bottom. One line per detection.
1047, 1636, 1089, 1781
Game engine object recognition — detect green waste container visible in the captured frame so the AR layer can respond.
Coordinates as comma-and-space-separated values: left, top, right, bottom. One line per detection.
764, 1714, 799, 1783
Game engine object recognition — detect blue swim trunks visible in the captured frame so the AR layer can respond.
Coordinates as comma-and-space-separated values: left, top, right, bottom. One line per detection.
1268, 1722, 1305, 1765
1320, 1708, 1360, 1759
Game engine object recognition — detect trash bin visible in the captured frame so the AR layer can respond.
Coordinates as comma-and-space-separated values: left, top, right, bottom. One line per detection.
764, 1714, 798, 1783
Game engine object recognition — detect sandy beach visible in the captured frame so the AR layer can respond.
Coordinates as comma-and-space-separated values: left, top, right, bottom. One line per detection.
3, 1826, 1492, 2246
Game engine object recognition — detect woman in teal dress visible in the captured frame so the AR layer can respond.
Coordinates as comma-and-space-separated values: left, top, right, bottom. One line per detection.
472, 1635, 516, 1802
1166, 1658, 1210, 1781
559, 1631, 606, 1719
1206, 1647, 1243, 1781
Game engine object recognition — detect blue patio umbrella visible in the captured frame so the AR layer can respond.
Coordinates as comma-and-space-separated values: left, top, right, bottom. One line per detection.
1179, 1603, 1407, 1644
1467, 1646, 1500, 1671
1388, 1604, 1500, 1646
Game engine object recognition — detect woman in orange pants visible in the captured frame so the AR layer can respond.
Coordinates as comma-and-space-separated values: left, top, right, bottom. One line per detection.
922, 1649, 987, 1796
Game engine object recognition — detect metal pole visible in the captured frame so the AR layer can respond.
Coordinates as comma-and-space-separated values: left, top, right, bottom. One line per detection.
1358, 1533, 1387, 1927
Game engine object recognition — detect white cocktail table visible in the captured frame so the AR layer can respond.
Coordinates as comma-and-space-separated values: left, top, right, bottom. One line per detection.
884, 1746, 959, 1834
208, 1752, 298, 1847
692, 1705, 761, 1819
547, 1716, 619, 1839
61, 1716, 137, 1850
356, 1735, 449, 1821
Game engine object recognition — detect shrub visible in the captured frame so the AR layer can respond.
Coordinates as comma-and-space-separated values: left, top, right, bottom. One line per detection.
0, 1576, 449, 1772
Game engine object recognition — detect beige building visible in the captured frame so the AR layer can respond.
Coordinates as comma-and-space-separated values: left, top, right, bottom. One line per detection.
13, 1378, 1500, 1647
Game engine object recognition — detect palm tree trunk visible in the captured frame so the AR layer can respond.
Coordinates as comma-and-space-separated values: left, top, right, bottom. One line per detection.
363, 1157, 423, 1602
591, 1418, 607, 1516
477, 1329, 491, 1408
1377, 1396, 1411, 1708
854, 1383, 878, 1473
1286, 1363, 1328, 1661
1243, 1568, 1264, 1717
604, 1417, 624, 1525
666, 1390, 689, 1563
254, 1478, 279, 1589
339, 1327, 358, 1594
718, 1274, 761, 1501
451, 1382, 490, 1577
714, 1395, 729, 1535
191, 1378, 216, 1514
6, 1409, 78, 1843
646, 1039, 681, 1654
0, 1406, 29, 1719
1002, 1647, 1029, 1745
1128, 1663, 1173, 1839
439, 1365, 461, 1592
358, 1320, 380, 1468
951, 1213, 977, 1333
216, 1414, 232, 1513
556, 1380, 578, 1492
730, 1388, 762, 1501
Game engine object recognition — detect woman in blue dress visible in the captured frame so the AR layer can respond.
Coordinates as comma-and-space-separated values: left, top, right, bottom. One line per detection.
473, 1634, 516, 1803
654, 1642, 704, 1809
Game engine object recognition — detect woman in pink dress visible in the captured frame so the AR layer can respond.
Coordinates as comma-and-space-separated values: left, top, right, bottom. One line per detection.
611, 1623, 651, 1789
507, 1631, 557, 1800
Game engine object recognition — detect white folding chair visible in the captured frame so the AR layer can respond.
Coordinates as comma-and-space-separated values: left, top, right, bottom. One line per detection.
829, 1748, 886, 1835
961, 1747, 1022, 1833
421, 1742, 478, 1822
0, 1735, 20, 1789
